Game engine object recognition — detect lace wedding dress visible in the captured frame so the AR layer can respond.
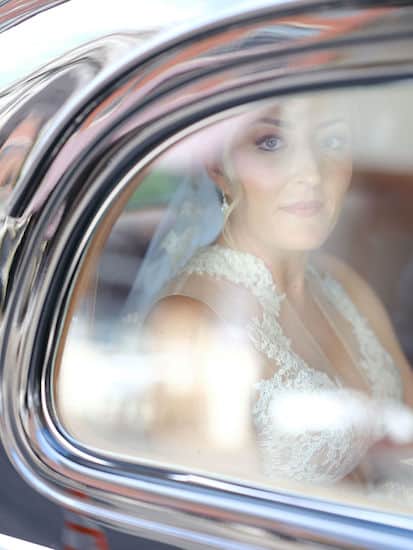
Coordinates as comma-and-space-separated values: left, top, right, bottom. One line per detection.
159, 243, 405, 486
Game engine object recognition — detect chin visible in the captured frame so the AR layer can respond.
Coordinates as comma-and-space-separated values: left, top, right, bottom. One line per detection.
272, 217, 335, 251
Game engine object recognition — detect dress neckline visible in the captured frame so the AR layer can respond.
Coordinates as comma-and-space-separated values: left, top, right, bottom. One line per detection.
207, 242, 321, 309
182, 243, 402, 401
211, 243, 279, 282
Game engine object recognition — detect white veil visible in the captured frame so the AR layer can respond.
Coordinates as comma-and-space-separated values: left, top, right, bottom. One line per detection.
122, 169, 223, 326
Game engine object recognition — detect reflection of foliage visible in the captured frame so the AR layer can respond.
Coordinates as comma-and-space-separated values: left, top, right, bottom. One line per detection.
126, 170, 181, 210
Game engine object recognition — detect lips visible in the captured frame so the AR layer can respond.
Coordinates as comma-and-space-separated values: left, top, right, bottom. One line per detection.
280, 200, 324, 217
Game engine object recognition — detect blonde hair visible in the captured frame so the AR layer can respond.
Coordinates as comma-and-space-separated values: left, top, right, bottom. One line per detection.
221, 140, 243, 247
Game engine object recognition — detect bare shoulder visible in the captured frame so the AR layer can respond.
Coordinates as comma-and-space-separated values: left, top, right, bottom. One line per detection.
145, 295, 218, 347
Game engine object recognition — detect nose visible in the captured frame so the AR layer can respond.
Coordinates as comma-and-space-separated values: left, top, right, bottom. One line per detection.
292, 144, 321, 188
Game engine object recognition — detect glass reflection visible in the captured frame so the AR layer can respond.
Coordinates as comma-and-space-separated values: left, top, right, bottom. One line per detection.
58, 82, 413, 508
0, 110, 41, 211
0, 72, 78, 214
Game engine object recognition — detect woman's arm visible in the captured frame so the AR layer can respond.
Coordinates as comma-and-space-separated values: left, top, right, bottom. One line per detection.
144, 295, 222, 432
143, 295, 261, 473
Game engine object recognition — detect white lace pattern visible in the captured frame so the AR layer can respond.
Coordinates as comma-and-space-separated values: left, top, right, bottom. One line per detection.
181, 244, 403, 484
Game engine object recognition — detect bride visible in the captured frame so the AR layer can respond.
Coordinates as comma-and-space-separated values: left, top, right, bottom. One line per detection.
134, 92, 413, 487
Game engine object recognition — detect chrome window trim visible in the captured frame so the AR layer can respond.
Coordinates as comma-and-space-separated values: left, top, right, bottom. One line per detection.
0, 0, 68, 34
1, 2, 413, 548
7, 0, 413, 216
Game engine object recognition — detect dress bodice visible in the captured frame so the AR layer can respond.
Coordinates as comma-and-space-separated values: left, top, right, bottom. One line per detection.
168, 244, 403, 484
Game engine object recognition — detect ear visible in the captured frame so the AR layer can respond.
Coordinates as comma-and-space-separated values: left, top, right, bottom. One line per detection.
205, 161, 232, 196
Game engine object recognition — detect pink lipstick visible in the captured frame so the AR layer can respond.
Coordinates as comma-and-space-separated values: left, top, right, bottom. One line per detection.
280, 200, 323, 217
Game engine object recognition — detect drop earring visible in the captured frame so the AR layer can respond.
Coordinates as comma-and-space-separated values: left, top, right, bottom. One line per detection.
221, 192, 229, 214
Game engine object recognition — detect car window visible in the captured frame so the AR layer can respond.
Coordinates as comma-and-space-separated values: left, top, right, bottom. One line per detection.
56, 80, 413, 511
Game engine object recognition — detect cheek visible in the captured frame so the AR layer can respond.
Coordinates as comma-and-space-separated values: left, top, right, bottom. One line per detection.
232, 150, 287, 193
322, 156, 352, 205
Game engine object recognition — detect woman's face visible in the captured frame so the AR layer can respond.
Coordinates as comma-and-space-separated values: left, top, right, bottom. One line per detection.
223, 95, 353, 252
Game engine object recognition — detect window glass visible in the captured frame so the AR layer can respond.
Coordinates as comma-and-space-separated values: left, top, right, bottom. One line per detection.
57, 81, 413, 510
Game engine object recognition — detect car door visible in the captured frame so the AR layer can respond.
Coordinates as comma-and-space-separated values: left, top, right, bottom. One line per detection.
2, 1, 413, 549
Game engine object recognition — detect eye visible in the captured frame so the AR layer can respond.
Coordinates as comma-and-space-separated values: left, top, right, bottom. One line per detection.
256, 134, 284, 152
319, 134, 349, 151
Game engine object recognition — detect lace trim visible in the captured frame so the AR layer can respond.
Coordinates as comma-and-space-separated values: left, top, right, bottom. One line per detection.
310, 268, 402, 401
181, 244, 403, 483
184, 245, 401, 399
183, 245, 334, 385
183, 244, 284, 314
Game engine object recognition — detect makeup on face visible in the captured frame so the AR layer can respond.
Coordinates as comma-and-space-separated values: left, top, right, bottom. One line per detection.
224, 96, 353, 252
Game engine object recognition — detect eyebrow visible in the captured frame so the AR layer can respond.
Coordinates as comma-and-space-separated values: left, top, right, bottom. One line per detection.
316, 118, 347, 129
256, 116, 347, 130
257, 117, 288, 128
